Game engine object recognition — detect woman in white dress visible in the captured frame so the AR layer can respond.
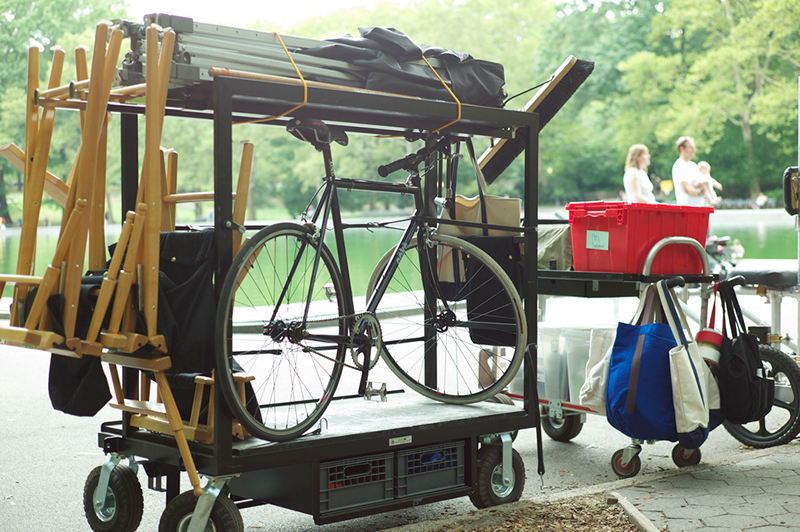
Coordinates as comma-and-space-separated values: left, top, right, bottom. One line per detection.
622, 144, 656, 203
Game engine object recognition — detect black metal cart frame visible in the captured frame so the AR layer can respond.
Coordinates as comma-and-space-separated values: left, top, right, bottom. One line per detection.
97, 75, 542, 526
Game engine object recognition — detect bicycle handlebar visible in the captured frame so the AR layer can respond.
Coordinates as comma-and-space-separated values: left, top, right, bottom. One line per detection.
726, 275, 747, 287
666, 276, 686, 289
378, 136, 449, 177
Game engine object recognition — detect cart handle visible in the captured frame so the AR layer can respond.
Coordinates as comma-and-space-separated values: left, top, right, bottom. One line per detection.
641, 236, 710, 277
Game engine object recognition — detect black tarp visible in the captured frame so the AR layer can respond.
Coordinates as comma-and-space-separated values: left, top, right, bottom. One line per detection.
297, 26, 506, 107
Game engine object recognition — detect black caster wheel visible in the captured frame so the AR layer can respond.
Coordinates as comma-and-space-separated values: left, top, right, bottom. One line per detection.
540, 407, 584, 441
672, 444, 701, 467
469, 445, 525, 509
611, 448, 641, 478
83, 465, 144, 532
159, 490, 243, 532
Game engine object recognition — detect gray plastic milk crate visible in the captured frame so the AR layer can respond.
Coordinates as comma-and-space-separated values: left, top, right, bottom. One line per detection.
319, 452, 394, 514
396, 441, 466, 497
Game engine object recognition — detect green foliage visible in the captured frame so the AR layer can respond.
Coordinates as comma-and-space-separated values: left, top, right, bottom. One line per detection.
1, 0, 798, 222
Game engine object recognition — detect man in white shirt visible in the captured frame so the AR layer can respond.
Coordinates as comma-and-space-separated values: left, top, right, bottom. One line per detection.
672, 136, 705, 206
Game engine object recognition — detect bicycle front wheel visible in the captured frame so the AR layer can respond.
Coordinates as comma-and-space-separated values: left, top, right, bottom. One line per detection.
215, 223, 347, 442
367, 233, 526, 404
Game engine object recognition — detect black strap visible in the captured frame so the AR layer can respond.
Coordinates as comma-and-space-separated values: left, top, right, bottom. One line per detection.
465, 138, 489, 236
525, 345, 546, 477
720, 280, 747, 338
446, 142, 460, 221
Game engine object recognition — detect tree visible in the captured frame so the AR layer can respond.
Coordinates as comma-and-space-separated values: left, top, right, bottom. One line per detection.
620, 0, 800, 198
0, 0, 126, 223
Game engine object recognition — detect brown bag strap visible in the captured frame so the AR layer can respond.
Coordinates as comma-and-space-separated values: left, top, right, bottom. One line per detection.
626, 333, 646, 413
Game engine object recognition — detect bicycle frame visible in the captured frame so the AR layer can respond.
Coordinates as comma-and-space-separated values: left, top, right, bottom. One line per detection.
270, 140, 444, 389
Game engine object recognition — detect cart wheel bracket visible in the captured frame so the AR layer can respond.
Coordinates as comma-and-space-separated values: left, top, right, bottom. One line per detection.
187, 475, 238, 532
94, 454, 138, 514
500, 432, 513, 487
621, 443, 642, 468
547, 400, 563, 419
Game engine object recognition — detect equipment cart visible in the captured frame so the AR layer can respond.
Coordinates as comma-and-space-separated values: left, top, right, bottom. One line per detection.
0, 16, 565, 532
511, 219, 717, 478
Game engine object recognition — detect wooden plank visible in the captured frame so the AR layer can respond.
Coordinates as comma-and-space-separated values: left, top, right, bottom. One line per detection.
0, 326, 65, 352
0, 143, 68, 206
0, 274, 42, 284
109, 398, 168, 418
162, 192, 236, 203
101, 351, 172, 372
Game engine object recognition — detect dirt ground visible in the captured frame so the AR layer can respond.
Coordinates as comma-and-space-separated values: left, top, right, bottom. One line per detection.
422, 494, 641, 532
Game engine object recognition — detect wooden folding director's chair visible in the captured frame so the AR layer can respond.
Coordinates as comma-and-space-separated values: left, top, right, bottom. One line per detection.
0, 22, 253, 497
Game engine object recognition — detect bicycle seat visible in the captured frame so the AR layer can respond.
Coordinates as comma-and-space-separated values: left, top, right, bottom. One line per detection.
287, 118, 348, 150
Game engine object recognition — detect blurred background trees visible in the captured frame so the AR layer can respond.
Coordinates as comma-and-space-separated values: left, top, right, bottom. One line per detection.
1, 0, 798, 224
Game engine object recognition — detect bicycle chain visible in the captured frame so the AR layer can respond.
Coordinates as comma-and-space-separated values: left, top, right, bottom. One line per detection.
296, 311, 383, 371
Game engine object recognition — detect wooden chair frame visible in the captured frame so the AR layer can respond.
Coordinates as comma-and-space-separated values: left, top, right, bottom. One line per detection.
0, 22, 255, 498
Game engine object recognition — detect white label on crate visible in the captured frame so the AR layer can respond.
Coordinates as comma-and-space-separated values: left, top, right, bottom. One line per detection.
586, 230, 609, 251
389, 435, 412, 446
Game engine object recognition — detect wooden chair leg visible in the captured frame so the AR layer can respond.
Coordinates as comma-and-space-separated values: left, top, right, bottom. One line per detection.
85, 210, 136, 343
142, 26, 176, 342
153, 371, 204, 497
24, 199, 87, 330
88, 113, 111, 272
62, 23, 122, 339
232, 142, 254, 257
107, 204, 146, 335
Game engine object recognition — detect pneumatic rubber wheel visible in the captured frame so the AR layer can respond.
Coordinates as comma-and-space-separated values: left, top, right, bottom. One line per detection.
723, 345, 800, 448
83, 465, 144, 532
366, 234, 526, 404
469, 445, 525, 509
672, 445, 701, 467
215, 223, 347, 442
540, 407, 584, 442
158, 490, 243, 532
611, 449, 641, 478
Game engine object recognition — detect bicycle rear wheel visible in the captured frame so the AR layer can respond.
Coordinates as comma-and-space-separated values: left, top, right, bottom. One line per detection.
215, 223, 347, 442
367, 233, 526, 404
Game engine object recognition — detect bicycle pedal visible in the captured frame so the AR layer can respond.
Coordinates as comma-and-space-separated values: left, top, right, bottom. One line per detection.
364, 382, 388, 402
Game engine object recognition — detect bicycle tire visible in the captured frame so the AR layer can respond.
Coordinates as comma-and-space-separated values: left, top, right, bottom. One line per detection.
215, 223, 347, 442
723, 345, 800, 448
366, 233, 526, 404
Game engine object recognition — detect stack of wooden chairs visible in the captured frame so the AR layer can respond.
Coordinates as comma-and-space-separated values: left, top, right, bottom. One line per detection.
0, 21, 253, 497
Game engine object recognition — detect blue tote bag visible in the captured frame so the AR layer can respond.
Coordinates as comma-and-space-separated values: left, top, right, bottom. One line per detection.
606, 285, 679, 442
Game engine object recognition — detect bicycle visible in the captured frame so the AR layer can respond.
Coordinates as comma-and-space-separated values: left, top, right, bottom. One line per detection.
682, 235, 800, 448
213, 118, 527, 442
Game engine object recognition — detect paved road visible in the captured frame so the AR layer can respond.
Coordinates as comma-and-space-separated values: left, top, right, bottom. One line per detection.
0, 343, 759, 532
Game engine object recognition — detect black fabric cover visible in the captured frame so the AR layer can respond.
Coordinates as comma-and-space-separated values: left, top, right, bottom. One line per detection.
297, 26, 506, 107
463, 236, 523, 346
25, 273, 112, 417
155, 229, 217, 375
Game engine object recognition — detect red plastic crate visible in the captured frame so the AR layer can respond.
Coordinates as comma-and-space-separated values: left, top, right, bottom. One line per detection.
566, 202, 712, 275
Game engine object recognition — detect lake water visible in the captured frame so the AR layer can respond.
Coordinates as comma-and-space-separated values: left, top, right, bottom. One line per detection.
1, 208, 796, 298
